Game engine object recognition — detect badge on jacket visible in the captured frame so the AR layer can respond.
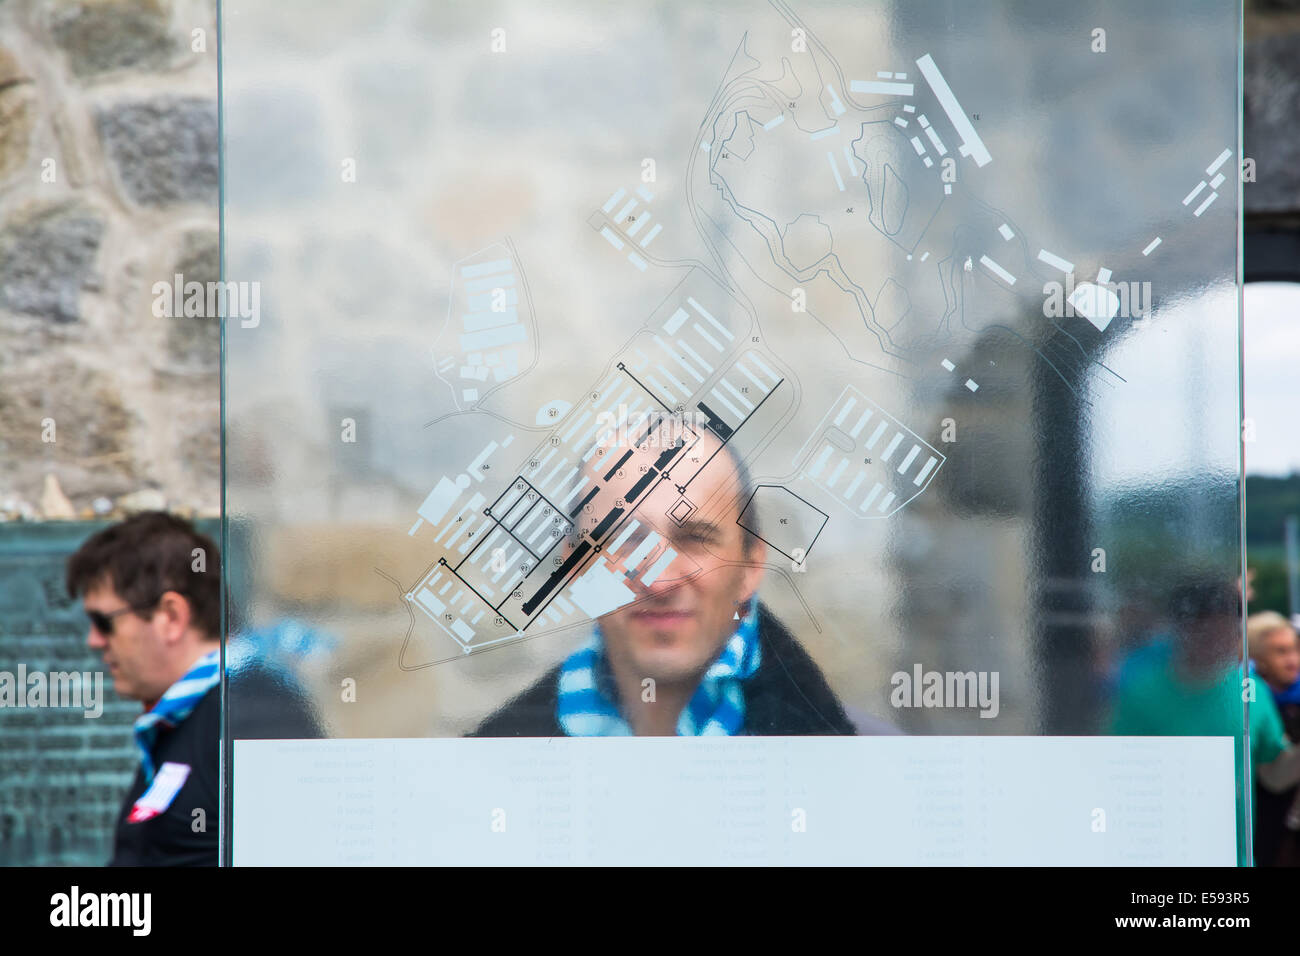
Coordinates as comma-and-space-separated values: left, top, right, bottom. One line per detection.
127, 762, 191, 823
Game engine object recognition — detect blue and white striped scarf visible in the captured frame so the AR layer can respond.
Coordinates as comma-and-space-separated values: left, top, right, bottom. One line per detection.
557, 597, 761, 736
132, 648, 220, 783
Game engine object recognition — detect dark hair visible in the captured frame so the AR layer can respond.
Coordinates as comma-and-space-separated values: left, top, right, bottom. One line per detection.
66, 511, 221, 639
1168, 574, 1241, 626
560, 427, 761, 554
718, 437, 760, 552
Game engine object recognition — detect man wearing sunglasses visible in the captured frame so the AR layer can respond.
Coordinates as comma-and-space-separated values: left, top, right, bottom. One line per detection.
66, 511, 222, 866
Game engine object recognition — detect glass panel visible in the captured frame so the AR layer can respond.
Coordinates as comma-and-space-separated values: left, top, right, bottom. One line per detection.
221, 0, 1246, 864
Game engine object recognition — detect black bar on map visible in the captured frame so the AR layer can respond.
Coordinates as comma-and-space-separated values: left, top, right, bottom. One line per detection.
592, 507, 624, 541
521, 540, 591, 615
569, 486, 599, 518
604, 450, 634, 481
695, 402, 733, 441
626, 468, 658, 502
654, 441, 683, 471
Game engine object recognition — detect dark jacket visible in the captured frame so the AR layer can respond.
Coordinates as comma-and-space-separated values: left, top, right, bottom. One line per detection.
110, 663, 324, 867
472, 603, 857, 736
110, 686, 220, 867
1257, 694, 1300, 867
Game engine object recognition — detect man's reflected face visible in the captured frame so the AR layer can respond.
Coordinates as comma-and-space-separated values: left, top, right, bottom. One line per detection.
1181, 612, 1243, 680
597, 434, 765, 686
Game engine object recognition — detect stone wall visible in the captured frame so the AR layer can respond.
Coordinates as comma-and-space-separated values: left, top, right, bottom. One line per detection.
1247, 0, 1300, 219
0, 0, 220, 519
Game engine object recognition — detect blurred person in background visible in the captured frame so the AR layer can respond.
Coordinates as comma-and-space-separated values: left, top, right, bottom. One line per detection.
1109, 575, 1300, 865
1248, 611, 1300, 865
1249, 611, 1300, 720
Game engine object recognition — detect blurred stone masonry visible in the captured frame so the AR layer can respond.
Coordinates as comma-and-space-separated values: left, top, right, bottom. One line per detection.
0, 0, 220, 520
1246, 0, 1300, 217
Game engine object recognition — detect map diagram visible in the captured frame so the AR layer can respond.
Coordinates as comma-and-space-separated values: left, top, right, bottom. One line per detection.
389, 0, 1232, 664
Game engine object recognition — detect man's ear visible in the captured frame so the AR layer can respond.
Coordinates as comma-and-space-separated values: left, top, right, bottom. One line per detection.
154, 590, 194, 645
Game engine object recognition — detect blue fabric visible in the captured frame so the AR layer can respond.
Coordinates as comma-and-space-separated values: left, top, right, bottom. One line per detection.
132, 648, 220, 783
226, 618, 335, 674
1246, 658, 1300, 706
1269, 673, 1300, 707
557, 596, 761, 736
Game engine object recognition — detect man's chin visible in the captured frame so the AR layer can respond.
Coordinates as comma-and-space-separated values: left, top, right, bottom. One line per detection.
626, 635, 711, 684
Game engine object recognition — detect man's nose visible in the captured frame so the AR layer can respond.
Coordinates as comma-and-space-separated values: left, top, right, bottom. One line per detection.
636, 547, 696, 595
86, 627, 106, 650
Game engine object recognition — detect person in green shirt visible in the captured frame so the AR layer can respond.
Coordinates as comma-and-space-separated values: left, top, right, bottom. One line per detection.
1109, 576, 1300, 865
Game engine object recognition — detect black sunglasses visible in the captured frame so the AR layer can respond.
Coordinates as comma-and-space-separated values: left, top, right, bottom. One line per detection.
87, 601, 159, 636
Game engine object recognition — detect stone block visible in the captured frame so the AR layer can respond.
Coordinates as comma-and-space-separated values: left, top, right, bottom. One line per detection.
95, 96, 217, 206
0, 47, 35, 183
0, 202, 103, 323
47, 0, 176, 78
1245, 33, 1300, 214
164, 229, 220, 370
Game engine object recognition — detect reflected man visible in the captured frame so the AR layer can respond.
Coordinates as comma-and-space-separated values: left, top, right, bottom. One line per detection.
474, 427, 855, 736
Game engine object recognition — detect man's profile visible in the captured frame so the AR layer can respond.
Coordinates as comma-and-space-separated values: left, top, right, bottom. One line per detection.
473, 427, 855, 736
67, 511, 322, 866
67, 512, 223, 866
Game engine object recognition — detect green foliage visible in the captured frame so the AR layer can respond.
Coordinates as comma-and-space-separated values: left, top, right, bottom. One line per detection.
1245, 473, 1300, 548
1248, 556, 1290, 617
1245, 474, 1300, 617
